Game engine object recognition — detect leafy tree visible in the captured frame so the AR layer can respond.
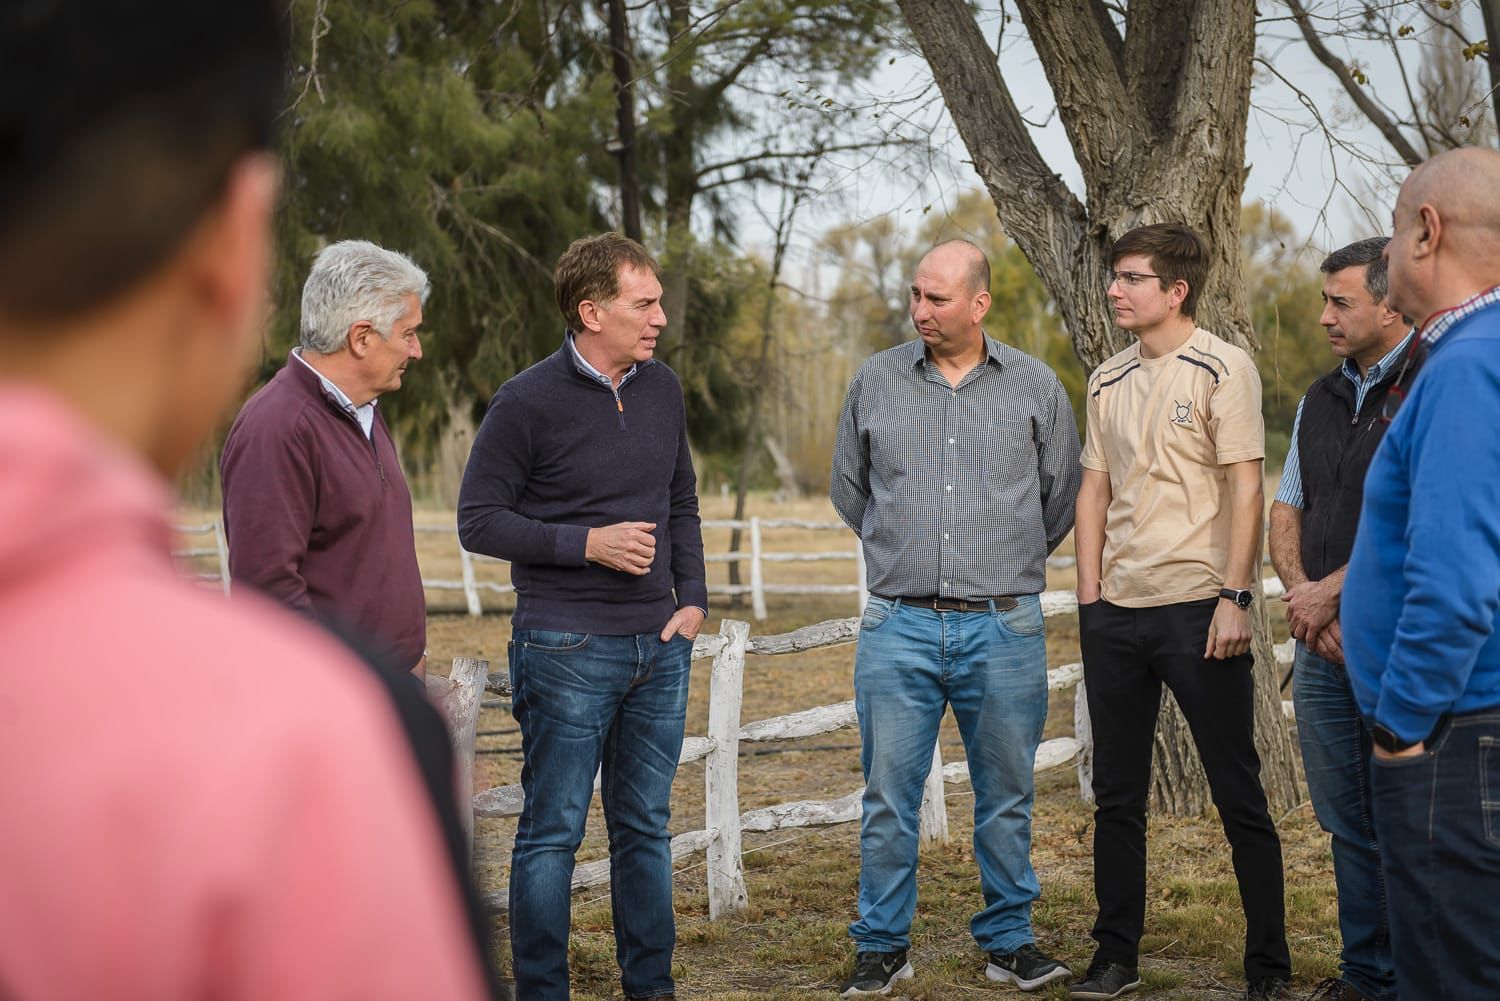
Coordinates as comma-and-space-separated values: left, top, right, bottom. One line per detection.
270, 0, 610, 463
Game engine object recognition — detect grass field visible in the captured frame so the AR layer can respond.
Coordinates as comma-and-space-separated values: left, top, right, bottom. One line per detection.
178, 491, 1336, 999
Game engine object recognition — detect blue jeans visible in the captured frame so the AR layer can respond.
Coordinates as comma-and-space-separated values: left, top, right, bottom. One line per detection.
508, 629, 692, 1001
1292, 644, 1397, 1000
1371, 709, 1500, 999
850, 594, 1050, 954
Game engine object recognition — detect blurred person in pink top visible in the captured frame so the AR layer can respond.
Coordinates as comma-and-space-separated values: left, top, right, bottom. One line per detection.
0, 3, 494, 1000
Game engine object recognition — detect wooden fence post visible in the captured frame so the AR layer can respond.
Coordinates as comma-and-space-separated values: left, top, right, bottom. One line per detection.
213, 520, 231, 596
705, 618, 750, 919
445, 656, 489, 862
1074, 678, 1094, 804
917, 737, 949, 843
458, 547, 482, 617
749, 517, 767, 621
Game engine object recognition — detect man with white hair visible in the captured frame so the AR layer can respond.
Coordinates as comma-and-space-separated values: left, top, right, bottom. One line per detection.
222, 240, 431, 676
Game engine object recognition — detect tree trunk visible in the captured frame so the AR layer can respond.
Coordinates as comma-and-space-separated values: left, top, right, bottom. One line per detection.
607, 0, 643, 241
659, 0, 695, 346
1482, 0, 1500, 140
899, 0, 1302, 816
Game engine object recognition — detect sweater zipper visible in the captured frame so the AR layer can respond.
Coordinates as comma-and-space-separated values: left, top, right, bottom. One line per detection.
333, 400, 384, 483
613, 387, 626, 429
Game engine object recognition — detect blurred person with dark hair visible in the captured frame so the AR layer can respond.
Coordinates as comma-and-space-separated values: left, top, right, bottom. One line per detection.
1267, 237, 1409, 1001
1070, 224, 1290, 1001
0, 4, 492, 998
221, 239, 431, 679
459, 232, 707, 1001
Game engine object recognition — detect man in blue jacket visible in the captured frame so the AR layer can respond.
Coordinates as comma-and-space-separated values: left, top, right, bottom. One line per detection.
458, 232, 707, 1001
1342, 146, 1500, 999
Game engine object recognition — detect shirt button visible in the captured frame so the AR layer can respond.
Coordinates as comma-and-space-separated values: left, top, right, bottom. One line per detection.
950, 390, 956, 398
943, 533, 950, 540
942, 580, 949, 588
948, 437, 955, 445
945, 484, 953, 492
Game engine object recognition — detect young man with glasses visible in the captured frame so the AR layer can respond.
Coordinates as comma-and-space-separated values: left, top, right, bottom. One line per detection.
1266, 238, 1411, 1001
1069, 224, 1291, 1001
1342, 146, 1500, 1000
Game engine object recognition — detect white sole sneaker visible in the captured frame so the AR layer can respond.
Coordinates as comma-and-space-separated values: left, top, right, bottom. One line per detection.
986, 960, 1073, 992
839, 961, 914, 997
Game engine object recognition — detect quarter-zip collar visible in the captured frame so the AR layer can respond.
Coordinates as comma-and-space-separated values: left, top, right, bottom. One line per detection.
292, 347, 376, 440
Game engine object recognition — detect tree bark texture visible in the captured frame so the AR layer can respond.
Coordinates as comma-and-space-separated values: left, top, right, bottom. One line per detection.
899, 0, 1301, 816
607, 0, 643, 241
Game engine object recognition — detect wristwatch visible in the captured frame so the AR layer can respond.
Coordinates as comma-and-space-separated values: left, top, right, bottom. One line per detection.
1371, 723, 1421, 754
1218, 587, 1254, 609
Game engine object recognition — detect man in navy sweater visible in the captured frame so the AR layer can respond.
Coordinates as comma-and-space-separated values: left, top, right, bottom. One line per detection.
459, 232, 707, 1001
1343, 146, 1500, 999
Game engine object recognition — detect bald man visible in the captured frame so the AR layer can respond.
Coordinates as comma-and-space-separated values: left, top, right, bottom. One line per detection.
1341, 146, 1500, 998
831, 240, 1081, 995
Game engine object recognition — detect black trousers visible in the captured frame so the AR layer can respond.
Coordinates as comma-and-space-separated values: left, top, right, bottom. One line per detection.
1079, 598, 1291, 981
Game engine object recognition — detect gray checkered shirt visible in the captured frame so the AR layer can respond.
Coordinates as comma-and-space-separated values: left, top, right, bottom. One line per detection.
831, 335, 1081, 598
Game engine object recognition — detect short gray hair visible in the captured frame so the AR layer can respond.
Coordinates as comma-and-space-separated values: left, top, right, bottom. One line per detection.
1320, 237, 1390, 303
299, 240, 430, 354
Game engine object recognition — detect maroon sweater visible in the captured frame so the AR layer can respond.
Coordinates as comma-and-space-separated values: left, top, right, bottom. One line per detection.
220, 354, 426, 668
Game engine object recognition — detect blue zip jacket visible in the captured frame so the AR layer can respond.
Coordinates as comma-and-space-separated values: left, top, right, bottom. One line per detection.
1343, 301, 1500, 741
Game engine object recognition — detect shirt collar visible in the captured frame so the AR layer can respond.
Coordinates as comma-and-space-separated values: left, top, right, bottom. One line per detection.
292, 348, 371, 414
1341, 330, 1415, 385
1420, 284, 1500, 349
907, 332, 1005, 369
565, 330, 646, 386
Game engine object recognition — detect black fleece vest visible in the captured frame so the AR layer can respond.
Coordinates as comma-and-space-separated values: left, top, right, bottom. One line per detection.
1296, 364, 1402, 580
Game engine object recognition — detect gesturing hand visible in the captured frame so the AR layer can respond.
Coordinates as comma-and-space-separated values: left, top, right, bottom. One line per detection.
585, 522, 657, 575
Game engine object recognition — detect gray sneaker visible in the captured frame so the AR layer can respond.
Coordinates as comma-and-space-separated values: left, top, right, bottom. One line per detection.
1069, 960, 1141, 1000
985, 943, 1072, 991
838, 949, 914, 997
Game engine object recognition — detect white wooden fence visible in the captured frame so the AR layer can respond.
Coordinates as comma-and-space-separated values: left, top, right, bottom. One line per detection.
451, 577, 1293, 919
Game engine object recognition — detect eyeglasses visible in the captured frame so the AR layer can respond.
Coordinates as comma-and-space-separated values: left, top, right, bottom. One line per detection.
1106, 269, 1165, 288
1378, 335, 1424, 425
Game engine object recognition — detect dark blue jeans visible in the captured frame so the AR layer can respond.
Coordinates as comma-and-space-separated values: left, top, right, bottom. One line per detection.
508, 629, 692, 1001
1371, 709, 1500, 999
1292, 644, 1396, 1000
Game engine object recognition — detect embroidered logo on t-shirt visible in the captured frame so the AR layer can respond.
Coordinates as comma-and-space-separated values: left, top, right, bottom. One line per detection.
1170, 400, 1193, 425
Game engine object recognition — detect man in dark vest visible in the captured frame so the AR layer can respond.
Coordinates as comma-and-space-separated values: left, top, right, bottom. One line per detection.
1267, 237, 1412, 1001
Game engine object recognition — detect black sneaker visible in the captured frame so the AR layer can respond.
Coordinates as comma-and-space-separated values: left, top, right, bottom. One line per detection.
1246, 977, 1291, 1000
1069, 960, 1141, 1000
1307, 978, 1374, 1001
838, 949, 914, 997
985, 943, 1072, 991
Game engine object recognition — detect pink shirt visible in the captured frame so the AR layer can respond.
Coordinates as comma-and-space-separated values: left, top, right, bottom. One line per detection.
0, 386, 489, 1001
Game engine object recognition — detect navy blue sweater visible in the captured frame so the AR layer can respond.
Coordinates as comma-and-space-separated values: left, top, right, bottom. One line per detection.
457, 344, 707, 634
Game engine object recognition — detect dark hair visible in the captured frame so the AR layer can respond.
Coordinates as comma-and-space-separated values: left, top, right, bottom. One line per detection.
1320, 237, 1390, 302
1110, 223, 1211, 319
554, 233, 660, 330
0, 2, 287, 321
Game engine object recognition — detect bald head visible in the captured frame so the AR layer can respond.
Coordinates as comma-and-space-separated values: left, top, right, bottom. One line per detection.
1404, 147, 1500, 246
920, 240, 991, 296
1386, 146, 1500, 322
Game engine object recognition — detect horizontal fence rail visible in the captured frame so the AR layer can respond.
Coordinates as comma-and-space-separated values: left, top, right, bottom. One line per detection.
460, 577, 1294, 919
176, 516, 1078, 621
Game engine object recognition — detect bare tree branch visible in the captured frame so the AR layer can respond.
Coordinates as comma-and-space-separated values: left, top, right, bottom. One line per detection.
1284, 0, 1424, 164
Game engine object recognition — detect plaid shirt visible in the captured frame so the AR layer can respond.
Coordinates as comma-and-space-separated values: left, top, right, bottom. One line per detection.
831, 335, 1081, 599
1421, 284, 1500, 349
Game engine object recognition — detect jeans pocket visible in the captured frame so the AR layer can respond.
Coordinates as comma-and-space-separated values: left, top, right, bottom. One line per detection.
1481, 736, 1500, 845
520, 629, 592, 653
860, 595, 896, 633
994, 596, 1045, 638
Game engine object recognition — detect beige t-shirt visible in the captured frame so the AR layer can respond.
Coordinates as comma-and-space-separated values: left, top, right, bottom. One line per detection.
1081, 326, 1264, 607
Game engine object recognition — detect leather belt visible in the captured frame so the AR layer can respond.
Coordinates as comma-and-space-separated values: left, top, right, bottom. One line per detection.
871, 593, 1019, 612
